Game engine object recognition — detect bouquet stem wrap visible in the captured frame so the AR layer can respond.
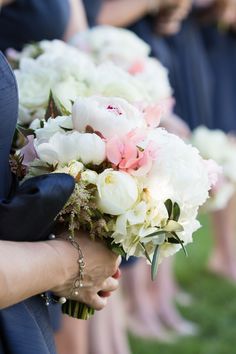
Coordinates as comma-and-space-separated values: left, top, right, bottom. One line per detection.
62, 300, 95, 320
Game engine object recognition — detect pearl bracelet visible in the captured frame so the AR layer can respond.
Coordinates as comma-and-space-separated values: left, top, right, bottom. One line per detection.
67, 235, 85, 297
41, 232, 85, 306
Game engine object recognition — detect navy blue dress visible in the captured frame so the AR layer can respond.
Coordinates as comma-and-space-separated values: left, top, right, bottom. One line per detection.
0, 52, 75, 354
201, 26, 236, 133
164, 18, 214, 130
0, 0, 70, 52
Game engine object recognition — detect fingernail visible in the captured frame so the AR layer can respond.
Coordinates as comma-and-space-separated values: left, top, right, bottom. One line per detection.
98, 291, 111, 298
113, 268, 122, 279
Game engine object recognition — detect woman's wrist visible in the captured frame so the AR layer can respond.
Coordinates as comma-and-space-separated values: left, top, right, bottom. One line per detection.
47, 238, 78, 290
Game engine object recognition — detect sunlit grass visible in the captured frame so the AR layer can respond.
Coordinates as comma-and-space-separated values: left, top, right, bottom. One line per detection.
129, 216, 236, 354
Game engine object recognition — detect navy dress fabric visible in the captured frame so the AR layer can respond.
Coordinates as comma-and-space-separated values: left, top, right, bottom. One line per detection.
130, 16, 214, 130
0, 52, 75, 353
201, 26, 236, 133
164, 18, 214, 130
0, 0, 70, 52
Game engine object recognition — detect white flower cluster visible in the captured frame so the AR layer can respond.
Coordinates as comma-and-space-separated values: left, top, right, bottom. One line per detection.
192, 126, 236, 210
77, 26, 151, 69
15, 27, 173, 126
29, 96, 214, 263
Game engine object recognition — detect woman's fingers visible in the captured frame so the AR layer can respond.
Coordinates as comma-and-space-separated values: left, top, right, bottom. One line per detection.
89, 294, 108, 311
100, 276, 120, 293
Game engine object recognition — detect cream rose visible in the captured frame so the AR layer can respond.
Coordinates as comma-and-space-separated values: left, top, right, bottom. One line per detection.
97, 169, 139, 215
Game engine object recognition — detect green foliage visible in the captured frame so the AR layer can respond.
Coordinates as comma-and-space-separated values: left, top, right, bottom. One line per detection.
44, 91, 71, 121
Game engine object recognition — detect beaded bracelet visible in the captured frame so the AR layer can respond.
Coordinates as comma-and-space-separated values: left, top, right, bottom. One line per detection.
41, 233, 85, 306
67, 234, 85, 297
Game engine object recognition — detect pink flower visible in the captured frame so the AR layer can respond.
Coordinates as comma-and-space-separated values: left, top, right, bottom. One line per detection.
144, 98, 174, 128
204, 159, 222, 188
106, 129, 158, 176
128, 59, 145, 75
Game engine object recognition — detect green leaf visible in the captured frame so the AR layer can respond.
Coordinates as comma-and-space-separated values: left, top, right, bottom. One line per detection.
143, 233, 166, 245
44, 91, 71, 121
142, 243, 152, 263
151, 245, 161, 281
173, 202, 181, 221
143, 229, 165, 238
171, 232, 188, 257
165, 199, 173, 219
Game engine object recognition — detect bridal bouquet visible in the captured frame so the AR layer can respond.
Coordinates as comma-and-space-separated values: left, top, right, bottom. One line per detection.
192, 126, 236, 211
12, 28, 173, 128
76, 26, 174, 118
19, 94, 217, 319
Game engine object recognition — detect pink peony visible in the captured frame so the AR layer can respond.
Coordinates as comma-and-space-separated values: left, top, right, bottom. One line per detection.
106, 129, 158, 176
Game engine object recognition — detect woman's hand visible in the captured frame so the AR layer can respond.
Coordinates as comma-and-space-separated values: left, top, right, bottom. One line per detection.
51, 230, 121, 310
153, 0, 192, 35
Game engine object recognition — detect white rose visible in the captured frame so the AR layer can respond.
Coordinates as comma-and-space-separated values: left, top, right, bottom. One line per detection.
76, 133, 106, 165
72, 96, 145, 139
35, 131, 82, 165
97, 169, 139, 215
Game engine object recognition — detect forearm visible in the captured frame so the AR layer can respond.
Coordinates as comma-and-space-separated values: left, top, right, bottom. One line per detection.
64, 0, 88, 42
97, 0, 154, 27
0, 239, 72, 308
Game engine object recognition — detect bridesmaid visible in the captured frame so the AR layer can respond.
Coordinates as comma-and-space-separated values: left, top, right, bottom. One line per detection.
197, 0, 236, 282
0, 51, 120, 354
0, 0, 87, 52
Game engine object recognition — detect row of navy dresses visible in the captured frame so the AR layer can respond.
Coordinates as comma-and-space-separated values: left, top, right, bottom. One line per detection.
83, 0, 236, 134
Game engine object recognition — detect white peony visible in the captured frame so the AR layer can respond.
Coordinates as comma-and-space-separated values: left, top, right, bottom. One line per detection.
77, 26, 151, 69
134, 58, 173, 103
35, 131, 82, 165
35, 130, 106, 166
76, 133, 106, 165
35, 116, 73, 141
146, 128, 211, 208
91, 62, 149, 103
72, 96, 145, 138
97, 169, 139, 215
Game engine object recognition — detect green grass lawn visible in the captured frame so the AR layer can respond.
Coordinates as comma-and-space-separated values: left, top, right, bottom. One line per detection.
129, 216, 236, 354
